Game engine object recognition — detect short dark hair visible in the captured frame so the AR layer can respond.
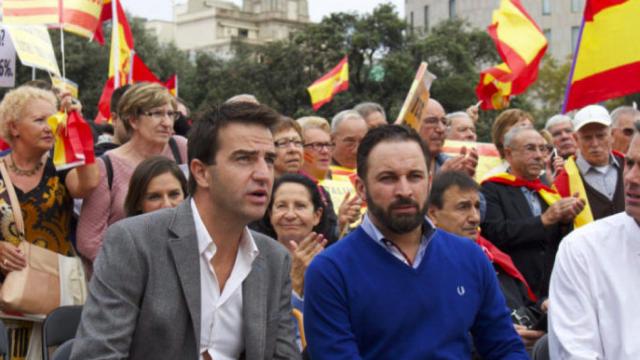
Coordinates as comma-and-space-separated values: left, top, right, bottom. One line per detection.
260, 173, 332, 239
356, 124, 430, 180
427, 171, 479, 209
111, 84, 131, 114
124, 156, 188, 217
187, 101, 280, 193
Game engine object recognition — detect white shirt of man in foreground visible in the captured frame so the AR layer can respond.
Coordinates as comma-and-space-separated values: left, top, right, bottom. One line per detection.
549, 122, 640, 359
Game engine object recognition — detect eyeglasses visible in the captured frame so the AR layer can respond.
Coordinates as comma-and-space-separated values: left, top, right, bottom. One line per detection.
422, 116, 447, 128
303, 142, 335, 151
622, 128, 635, 137
274, 137, 304, 149
141, 110, 180, 121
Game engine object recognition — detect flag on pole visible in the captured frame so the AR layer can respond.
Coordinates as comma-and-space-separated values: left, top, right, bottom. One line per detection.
307, 56, 349, 111
164, 74, 178, 96
562, 0, 640, 112
475, 0, 547, 110
2, 0, 104, 39
108, 0, 134, 88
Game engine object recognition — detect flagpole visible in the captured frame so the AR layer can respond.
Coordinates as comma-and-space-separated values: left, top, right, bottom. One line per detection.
58, 0, 65, 80
112, 0, 120, 88
60, 27, 66, 80
561, 16, 585, 113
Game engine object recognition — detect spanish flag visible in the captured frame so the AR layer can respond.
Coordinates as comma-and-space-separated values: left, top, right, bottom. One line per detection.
307, 56, 349, 111
2, 0, 104, 40
48, 111, 95, 171
107, 0, 134, 88
563, 0, 640, 112
475, 0, 547, 110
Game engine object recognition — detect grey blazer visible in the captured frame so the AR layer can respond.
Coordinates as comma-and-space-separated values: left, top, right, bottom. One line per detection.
71, 200, 300, 360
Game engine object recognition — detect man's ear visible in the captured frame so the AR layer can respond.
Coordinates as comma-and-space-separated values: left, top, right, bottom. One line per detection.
427, 207, 438, 226
355, 176, 367, 202
190, 159, 211, 190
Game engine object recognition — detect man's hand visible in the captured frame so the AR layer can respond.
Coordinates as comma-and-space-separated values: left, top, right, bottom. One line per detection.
439, 146, 478, 177
541, 193, 586, 226
514, 324, 545, 348
466, 101, 481, 124
290, 232, 327, 296
338, 191, 362, 233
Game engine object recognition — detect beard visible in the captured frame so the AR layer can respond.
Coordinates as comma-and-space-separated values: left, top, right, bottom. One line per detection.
366, 191, 428, 234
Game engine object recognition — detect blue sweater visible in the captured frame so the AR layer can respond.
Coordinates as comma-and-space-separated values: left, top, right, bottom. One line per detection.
304, 226, 527, 360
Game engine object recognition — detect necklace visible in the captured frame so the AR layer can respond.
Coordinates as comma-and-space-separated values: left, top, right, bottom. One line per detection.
8, 154, 43, 176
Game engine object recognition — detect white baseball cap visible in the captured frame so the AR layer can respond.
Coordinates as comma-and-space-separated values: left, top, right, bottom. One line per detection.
572, 105, 611, 132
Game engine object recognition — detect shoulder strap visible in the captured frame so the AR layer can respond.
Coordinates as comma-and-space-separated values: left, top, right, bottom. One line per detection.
100, 154, 114, 190
0, 159, 25, 240
169, 137, 182, 164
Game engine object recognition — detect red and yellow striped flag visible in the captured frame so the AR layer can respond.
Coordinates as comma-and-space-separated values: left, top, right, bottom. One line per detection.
307, 56, 349, 111
107, 0, 134, 87
48, 111, 95, 170
2, 0, 104, 39
475, 0, 547, 110
563, 0, 640, 112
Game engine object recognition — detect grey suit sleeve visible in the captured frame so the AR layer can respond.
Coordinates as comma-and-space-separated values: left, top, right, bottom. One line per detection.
274, 252, 302, 360
71, 222, 146, 359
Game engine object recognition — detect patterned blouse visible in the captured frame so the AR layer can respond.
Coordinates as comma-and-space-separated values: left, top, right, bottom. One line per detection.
0, 158, 73, 256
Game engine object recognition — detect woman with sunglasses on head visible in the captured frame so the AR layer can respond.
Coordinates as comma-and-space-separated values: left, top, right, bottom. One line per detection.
77, 83, 187, 272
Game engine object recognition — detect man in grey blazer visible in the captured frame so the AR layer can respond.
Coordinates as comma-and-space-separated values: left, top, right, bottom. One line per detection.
72, 101, 300, 359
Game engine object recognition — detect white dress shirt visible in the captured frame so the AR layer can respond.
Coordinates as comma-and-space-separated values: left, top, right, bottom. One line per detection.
191, 199, 259, 360
549, 212, 640, 360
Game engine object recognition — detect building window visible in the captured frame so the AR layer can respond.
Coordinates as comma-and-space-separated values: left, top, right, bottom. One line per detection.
423, 5, 429, 32
449, 0, 457, 19
571, 26, 581, 53
571, 0, 584, 13
542, 0, 551, 15
238, 28, 249, 39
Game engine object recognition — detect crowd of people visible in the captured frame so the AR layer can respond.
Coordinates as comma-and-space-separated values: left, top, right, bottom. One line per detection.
0, 79, 638, 360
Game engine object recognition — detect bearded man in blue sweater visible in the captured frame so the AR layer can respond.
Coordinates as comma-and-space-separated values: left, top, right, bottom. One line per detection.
304, 124, 527, 359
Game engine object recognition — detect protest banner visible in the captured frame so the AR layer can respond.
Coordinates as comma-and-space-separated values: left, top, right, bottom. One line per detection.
0, 25, 16, 88
395, 62, 436, 130
6, 24, 61, 76
441, 140, 503, 182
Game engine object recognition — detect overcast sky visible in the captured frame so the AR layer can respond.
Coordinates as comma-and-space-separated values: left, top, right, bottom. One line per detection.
122, 0, 405, 22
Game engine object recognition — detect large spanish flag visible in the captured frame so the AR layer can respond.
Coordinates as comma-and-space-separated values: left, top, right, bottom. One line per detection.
475, 0, 547, 110
2, 0, 104, 39
307, 56, 349, 111
563, 0, 640, 112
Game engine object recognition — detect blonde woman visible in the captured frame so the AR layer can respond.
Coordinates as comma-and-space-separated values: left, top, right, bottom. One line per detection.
77, 83, 187, 269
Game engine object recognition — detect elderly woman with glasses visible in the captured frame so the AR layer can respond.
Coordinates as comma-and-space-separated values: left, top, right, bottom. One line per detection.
273, 116, 305, 178
77, 83, 187, 271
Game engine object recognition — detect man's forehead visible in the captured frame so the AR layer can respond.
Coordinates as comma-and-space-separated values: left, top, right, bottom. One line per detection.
550, 121, 572, 132
444, 186, 479, 203
514, 130, 543, 145
368, 141, 427, 171
628, 135, 640, 158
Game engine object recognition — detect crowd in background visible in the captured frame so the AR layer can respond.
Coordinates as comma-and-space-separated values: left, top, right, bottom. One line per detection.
0, 78, 638, 360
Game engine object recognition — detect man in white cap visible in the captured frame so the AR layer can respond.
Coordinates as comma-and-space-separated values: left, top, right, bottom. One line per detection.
554, 104, 625, 224
549, 121, 640, 359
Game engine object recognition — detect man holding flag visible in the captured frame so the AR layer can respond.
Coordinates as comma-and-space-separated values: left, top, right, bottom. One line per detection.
554, 105, 625, 227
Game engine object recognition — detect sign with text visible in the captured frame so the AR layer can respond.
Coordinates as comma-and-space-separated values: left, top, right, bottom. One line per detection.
6, 24, 60, 77
395, 62, 436, 130
0, 25, 16, 88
